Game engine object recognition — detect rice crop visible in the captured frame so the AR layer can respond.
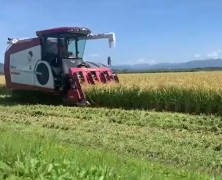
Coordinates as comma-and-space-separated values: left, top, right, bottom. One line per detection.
84, 72, 222, 115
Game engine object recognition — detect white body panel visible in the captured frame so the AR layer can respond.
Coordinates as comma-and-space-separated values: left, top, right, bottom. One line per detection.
10, 45, 41, 86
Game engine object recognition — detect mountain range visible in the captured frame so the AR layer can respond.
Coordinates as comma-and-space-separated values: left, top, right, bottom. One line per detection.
111, 59, 222, 71
0, 59, 222, 74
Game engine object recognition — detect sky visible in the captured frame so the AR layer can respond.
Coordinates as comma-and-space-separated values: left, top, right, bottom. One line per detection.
1, 0, 222, 65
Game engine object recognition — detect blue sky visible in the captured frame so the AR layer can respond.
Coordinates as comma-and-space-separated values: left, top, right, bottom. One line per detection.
1, 0, 222, 65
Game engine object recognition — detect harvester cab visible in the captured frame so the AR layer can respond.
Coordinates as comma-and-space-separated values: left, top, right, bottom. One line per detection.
4, 27, 119, 105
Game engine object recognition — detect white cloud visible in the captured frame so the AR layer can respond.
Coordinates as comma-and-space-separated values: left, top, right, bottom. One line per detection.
207, 50, 221, 59
136, 58, 157, 64
149, 59, 157, 64
90, 54, 99, 57
137, 58, 146, 63
194, 54, 201, 58
84, 54, 100, 59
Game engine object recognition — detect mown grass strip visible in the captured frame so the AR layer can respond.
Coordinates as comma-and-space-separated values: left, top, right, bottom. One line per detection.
0, 123, 216, 180
0, 104, 222, 176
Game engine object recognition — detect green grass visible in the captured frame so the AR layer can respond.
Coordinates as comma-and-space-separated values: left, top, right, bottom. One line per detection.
0, 123, 215, 180
0, 85, 222, 179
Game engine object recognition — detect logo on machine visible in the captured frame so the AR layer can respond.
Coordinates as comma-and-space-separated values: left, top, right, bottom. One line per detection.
27, 51, 33, 70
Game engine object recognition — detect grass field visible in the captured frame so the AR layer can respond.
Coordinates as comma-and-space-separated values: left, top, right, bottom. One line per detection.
0, 72, 222, 179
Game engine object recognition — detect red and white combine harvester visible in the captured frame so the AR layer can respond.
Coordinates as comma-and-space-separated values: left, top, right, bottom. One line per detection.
4, 27, 119, 105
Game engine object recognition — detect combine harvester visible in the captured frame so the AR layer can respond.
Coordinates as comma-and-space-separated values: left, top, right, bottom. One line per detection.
4, 27, 119, 105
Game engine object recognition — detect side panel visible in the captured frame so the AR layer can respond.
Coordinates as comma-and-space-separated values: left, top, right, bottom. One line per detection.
4, 38, 40, 89
10, 45, 41, 86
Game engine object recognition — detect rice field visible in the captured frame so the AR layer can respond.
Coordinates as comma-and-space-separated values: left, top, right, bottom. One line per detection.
0, 71, 222, 179
84, 71, 222, 115
118, 71, 222, 91
0, 75, 5, 85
